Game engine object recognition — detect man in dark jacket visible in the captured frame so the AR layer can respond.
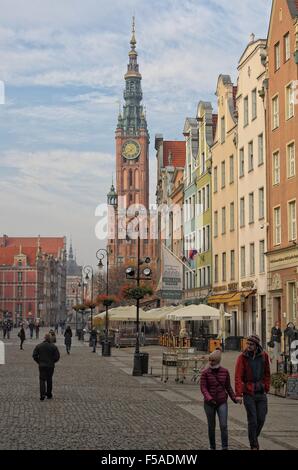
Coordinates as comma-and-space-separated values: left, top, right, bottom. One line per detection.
271, 321, 282, 364
235, 334, 270, 450
90, 328, 97, 353
32, 333, 60, 400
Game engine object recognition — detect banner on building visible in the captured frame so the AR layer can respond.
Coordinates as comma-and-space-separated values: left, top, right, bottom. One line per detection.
158, 245, 183, 300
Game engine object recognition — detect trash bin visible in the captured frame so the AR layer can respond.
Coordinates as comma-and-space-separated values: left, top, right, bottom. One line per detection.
140, 352, 149, 374
102, 340, 111, 356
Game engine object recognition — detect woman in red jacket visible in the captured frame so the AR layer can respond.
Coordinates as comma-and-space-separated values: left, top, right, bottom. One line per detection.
200, 349, 240, 450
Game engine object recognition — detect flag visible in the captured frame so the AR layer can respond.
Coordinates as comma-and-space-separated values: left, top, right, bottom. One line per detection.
188, 249, 198, 260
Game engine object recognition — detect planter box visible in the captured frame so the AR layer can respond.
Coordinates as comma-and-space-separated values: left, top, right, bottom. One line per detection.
269, 384, 287, 397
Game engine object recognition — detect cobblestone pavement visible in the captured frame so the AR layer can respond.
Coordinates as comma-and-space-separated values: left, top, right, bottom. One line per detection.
0, 330, 296, 450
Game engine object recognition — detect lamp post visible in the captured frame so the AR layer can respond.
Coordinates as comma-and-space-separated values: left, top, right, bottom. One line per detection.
72, 282, 80, 334
125, 211, 152, 376
83, 265, 94, 330
96, 248, 111, 357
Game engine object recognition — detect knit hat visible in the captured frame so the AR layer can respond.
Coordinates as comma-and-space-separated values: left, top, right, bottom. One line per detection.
209, 349, 222, 363
247, 334, 261, 346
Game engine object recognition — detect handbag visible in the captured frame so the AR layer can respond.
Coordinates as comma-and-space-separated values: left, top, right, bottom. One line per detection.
267, 340, 274, 348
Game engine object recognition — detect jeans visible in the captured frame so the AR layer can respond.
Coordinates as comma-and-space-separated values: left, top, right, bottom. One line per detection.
66, 344, 71, 354
39, 367, 54, 398
243, 393, 268, 449
20, 339, 25, 349
204, 402, 228, 450
92, 338, 97, 352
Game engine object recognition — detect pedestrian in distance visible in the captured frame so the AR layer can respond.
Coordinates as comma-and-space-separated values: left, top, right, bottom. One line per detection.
54, 323, 59, 334
64, 326, 72, 354
235, 334, 271, 450
29, 321, 34, 339
35, 323, 40, 340
32, 333, 60, 401
2, 321, 8, 339
90, 328, 97, 352
269, 321, 282, 367
48, 329, 57, 343
18, 325, 26, 350
200, 349, 241, 450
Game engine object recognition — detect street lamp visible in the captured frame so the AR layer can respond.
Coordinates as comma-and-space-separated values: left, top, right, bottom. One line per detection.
72, 282, 81, 334
96, 248, 111, 357
125, 212, 152, 376
83, 265, 95, 330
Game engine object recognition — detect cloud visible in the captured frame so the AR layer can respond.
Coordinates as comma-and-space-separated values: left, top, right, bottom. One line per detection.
0, 0, 273, 266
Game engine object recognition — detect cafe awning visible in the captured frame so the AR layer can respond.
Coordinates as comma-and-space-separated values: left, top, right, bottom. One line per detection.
166, 304, 221, 321
93, 306, 146, 322
208, 291, 256, 306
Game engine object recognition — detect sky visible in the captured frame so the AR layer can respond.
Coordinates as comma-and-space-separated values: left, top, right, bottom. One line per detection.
0, 0, 272, 267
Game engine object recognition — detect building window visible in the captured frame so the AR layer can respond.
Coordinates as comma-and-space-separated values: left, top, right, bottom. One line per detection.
241, 246, 246, 277
214, 255, 219, 283
222, 252, 226, 282
206, 184, 210, 210
18, 272, 22, 283
198, 190, 202, 215
240, 197, 245, 228
272, 95, 279, 129
258, 133, 264, 165
230, 202, 235, 231
192, 194, 196, 218
284, 33, 290, 62
250, 243, 255, 276
286, 83, 295, 120
249, 192, 254, 224
222, 207, 226, 235
252, 88, 257, 120
259, 187, 265, 220
243, 96, 249, 127
221, 117, 225, 143
129, 169, 133, 187
287, 142, 296, 178
288, 282, 297, 323
248, 141, 254, 172
214, 211, 218, 238
230, 250, 235, 281
288, 200, 297, 241
18, 260, 22, 267
239, 148, 245, 177
229, 155, 234, 184
206, 225, 210, 251
273, 151, 280, 185
17, 286, 22, 298
207, 266, 211, 286
274, 42, 280, 70
259, 240, 265, 274
221, 161, 226, 189
214, 167, 218, 193
274, 206, 281, 245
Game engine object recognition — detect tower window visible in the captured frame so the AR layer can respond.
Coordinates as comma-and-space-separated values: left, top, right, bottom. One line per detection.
129, 169, 133, 187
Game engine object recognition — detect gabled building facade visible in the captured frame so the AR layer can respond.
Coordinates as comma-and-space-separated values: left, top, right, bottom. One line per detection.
265, 0, 298, 332
236, 37, 268, 343
183, 118, 198, 293
209, 76, 239, 334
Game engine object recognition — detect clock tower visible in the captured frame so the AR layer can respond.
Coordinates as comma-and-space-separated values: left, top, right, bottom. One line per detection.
106, 18, 156, 270
115, 17, 149, 210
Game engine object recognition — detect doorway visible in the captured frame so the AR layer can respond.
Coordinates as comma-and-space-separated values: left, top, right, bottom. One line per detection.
273, 296, 281, 324
260, 295, 266, 347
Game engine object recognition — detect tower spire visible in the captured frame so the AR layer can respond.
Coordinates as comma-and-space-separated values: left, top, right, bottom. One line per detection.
69, 238, 74, 260
130, 16, 136, 50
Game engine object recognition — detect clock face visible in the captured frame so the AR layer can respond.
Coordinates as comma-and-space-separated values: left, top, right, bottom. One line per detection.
122, 140, 140, 160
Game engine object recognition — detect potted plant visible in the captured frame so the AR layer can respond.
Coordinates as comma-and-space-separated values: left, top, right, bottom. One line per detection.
122, 286, 153, 300
270, 372, 288, 397
96, 294, 118, 307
